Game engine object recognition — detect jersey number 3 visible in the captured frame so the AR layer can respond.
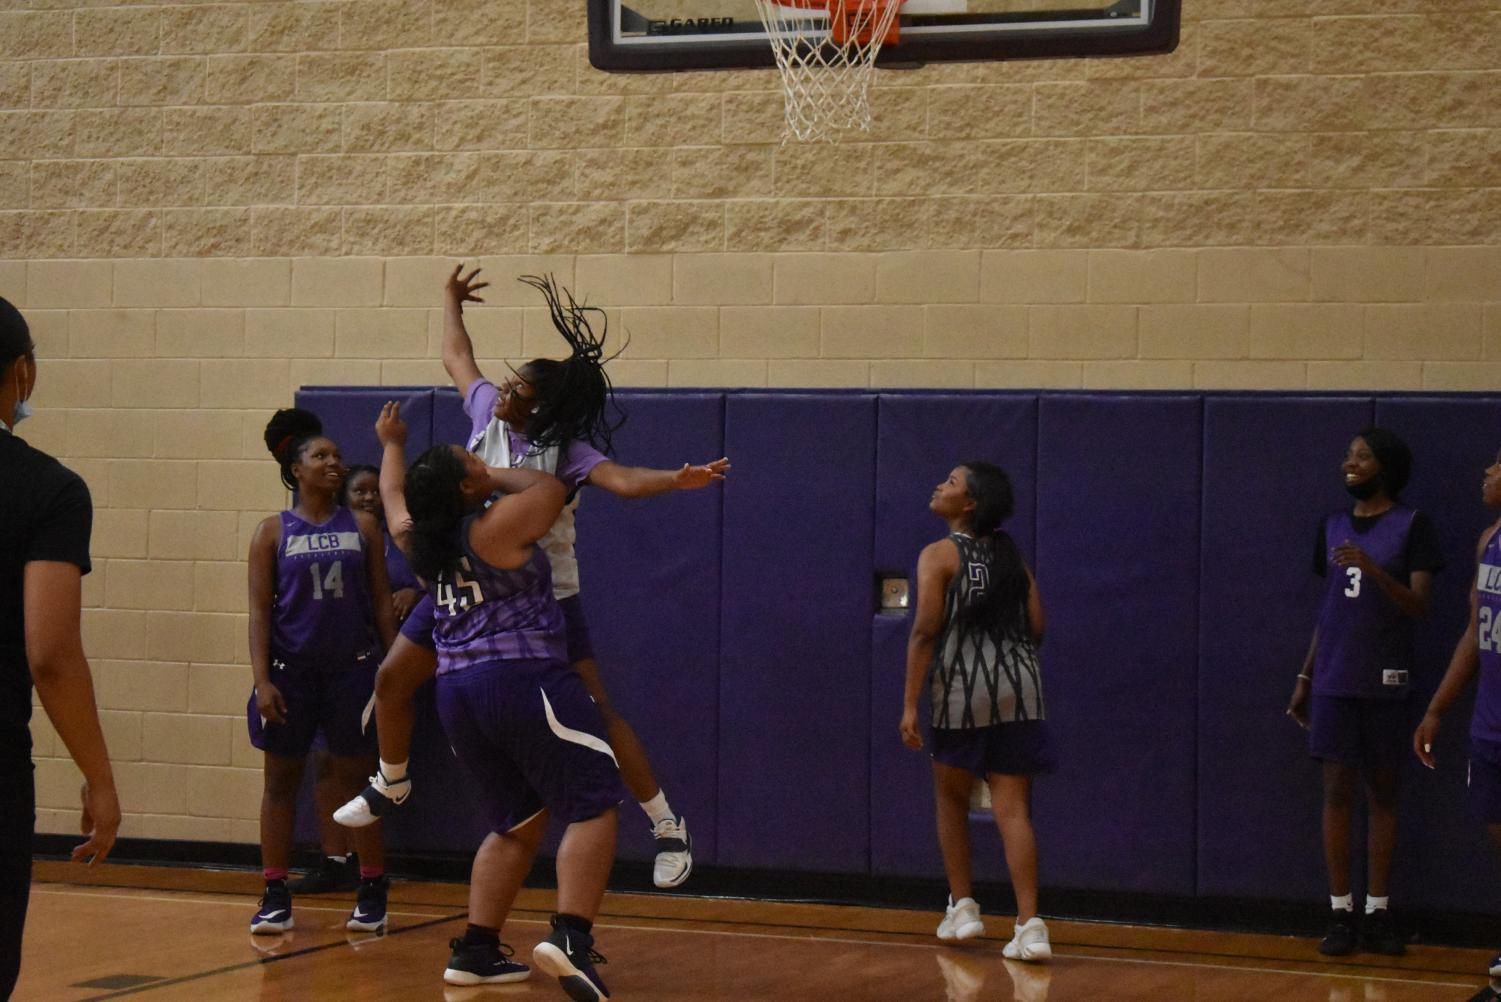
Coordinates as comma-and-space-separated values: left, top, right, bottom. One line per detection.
437, 558, 485, 616
1343, 567, 1362, 598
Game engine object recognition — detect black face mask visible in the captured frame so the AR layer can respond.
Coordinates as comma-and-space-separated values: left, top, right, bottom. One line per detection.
1346, 477, 1382, 501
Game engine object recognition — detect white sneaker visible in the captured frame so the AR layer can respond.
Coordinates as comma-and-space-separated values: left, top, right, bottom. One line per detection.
334, 770, 411, 828
936, 896, 984, 942
651, 814, 692, 888
1002, 915, 1051, 962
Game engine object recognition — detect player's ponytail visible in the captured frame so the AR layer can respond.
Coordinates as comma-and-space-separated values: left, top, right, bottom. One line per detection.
960, 461, 1029, 639
263, 408, 323, 491
402, 444, 468, 583
515, 274, 626, 456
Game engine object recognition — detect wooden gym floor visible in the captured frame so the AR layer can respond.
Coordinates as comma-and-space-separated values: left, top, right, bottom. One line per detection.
14, 860, 1497, 1001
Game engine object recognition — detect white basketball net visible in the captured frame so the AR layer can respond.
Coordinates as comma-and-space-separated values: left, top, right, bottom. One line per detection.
753, 0, 904, 143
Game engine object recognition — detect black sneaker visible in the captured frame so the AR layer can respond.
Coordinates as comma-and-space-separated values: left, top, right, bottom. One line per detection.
1318, 908, 1358, 956
251, 881, 294, 935
346, 875, 389, 933
532, 916, 610, 1001
1361, 908, 1405, 956
288, 853, 359, 894
443, 937, 531, 986
1465, 983, 1501, 1002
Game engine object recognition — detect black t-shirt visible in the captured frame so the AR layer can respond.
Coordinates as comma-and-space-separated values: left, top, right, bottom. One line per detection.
1313, 508, 1444, 578
1, 432, 93, 761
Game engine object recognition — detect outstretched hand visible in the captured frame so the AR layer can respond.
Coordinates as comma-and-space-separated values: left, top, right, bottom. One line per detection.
445, 264, 489, 308
673, 457, 731, 491
376, 401, 407, 448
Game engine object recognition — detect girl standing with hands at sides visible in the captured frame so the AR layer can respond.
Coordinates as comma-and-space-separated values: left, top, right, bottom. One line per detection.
247, 409, 396, 936
901, 462, 1052, 963
339, 266, 728, 892
1286, 428, 1442, 958
1414, 449, 1501, 995
375, 402, 623, 1000
287, 463, 427, 898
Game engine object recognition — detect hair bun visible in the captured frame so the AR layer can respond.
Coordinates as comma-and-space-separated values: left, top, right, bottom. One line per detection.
263, 407, 323, 461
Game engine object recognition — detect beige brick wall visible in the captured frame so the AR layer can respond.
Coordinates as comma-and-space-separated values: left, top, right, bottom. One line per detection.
6, 0, 1500, 843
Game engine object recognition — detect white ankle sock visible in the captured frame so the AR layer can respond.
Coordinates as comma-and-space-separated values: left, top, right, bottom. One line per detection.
1365, 895, 1389, 914
1331, 893, 1354, 912
640, 790, 674, 827
379, 759, 408, 784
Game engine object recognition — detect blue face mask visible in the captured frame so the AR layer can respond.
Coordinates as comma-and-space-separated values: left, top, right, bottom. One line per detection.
10, 398, 32, 426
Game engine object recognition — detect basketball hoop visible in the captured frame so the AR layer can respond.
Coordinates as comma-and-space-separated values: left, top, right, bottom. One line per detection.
753, 0, 905, 143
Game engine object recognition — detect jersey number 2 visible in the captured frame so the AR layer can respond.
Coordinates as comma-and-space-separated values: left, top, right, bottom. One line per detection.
1480, 606, 1501, 653
308, 560, 344, 600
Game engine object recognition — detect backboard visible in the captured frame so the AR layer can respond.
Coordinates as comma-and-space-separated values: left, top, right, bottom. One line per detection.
587, 0, 1180, 71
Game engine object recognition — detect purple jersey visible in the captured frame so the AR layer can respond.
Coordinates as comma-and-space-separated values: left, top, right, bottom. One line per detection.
430, 514, 566, 675
1472, 527, 1501, 742
272, 507, 376, 662
384, 528, 419, 592
1313, 506, 1420, 700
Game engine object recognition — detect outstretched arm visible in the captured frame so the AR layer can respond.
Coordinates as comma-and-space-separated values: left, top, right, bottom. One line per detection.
441, 264, 490, 399
375, 402, 411, 550
585, 457, 731, 499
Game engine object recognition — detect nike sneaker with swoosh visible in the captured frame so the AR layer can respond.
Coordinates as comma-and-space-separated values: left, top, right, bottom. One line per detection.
251, 881, 294, 935
532, 915, 610, 1001
346, 875, 389, 933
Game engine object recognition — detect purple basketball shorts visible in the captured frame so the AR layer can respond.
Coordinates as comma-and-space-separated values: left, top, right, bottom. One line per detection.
399, 593, 437, 651
435, 656, 625, 835
1308, 694, 1410, 771
247, 649, 378, 759
929, 721, 1055, 778
1469, 738, 1501, 824
559, 595, 594, 664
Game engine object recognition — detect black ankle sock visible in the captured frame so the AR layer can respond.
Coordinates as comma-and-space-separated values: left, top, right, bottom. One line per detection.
463, 924, 500, 947
556, 913, 592, 935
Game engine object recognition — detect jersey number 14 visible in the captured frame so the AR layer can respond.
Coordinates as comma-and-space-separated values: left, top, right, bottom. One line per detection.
308, 560, 344, 600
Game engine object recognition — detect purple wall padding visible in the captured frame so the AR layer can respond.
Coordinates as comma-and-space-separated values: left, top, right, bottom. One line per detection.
571, 394, 725, 864
869, 394, 1039, 879
289, 385, 1501, 916
1033, 395, 1202, 895
716, 394, 877, 872
1375, 397, 1501, 912
1196, 396, 1373, 900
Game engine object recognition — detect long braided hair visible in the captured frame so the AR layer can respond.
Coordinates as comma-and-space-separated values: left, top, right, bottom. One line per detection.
514, 274, 626, 456
958, 460, 1030, 639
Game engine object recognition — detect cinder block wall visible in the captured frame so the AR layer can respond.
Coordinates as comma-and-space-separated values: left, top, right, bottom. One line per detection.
3, 0, 1498, 843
